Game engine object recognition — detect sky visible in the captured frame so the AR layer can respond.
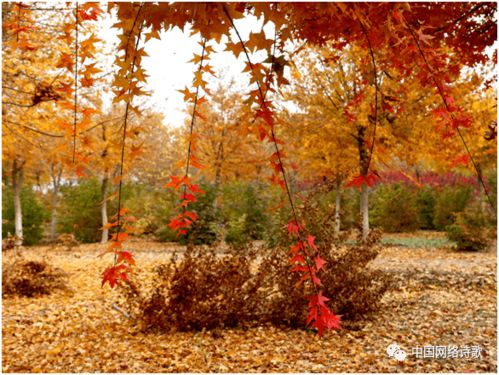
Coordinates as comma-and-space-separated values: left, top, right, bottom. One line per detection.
97, 9, 275, 127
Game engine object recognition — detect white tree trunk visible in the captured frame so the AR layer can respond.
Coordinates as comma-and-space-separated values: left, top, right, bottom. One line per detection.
49, 165, 62, 243
12, 160, 24, 245
50, 192, 58, 242
360, 182, 369, 242
101, 175, 109, 243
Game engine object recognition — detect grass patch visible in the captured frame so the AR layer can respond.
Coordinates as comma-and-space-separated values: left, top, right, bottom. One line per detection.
380, 235, 454, 248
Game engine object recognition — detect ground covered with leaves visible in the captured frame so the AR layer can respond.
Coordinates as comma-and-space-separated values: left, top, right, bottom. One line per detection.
2, 234, 496, 373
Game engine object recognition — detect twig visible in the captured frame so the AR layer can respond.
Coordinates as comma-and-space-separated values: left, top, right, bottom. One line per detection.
358, 19, 378, 174
111, 303, 131, 319
182, 37, 206, 213
114, 5, 145, 264
73, 2, 79, 163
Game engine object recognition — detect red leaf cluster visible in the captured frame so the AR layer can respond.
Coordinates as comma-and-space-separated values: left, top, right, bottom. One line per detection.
287, 221, 341, 335
166, 174, 205, 238
101, 264, 130, 288
450, 154, 469, 168
100, 204, 137, 288
306, 291, 341, 336
346, 172, 378, 188
168, 211, 198, 237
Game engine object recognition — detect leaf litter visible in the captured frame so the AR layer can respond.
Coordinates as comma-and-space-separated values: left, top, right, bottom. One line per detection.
2, 238, 496, 372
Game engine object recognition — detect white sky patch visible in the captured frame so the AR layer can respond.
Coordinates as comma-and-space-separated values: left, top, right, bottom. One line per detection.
97, 9, 276, 128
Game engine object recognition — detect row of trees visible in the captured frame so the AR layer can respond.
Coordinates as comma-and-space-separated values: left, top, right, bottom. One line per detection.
3, 70, 496, 247
280, 44, 496, 240
5, 175, 494, 247
3, 2, 496, 247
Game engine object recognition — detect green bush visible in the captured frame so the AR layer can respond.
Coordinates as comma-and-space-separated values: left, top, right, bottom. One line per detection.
416, 187, 436, 230
340, 187, 360, 231
370, 183, 420, 232
224, 214, 248, 249
487, 170, 497, 210
2, 185, 47, 245
433, 186, 471, 230
263, 205, 292, 248
263, 183, 347, 249
262, 186, 294, 248
222, 182, 269, 248
172, 182, 218, 245
446, 197, 495, 251
123, 184, 177, 238
58, 178, 123, 243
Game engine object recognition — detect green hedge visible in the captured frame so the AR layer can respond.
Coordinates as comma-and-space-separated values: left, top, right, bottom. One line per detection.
370, 183, 420, 232
58, 178, 123, 243
432, 186, 472, 230
222, 182, 268, 248
2, 185, 47, 245
446, 196, 496, 251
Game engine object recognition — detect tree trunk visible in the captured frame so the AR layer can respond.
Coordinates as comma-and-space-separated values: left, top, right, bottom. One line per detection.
356, 126, 370, 242
49, 164, 63, 243
100, 121, 110, 244
12, 159, 24, 245
334, 179, 341, 235
360, 182, 369, 241
101, 174, 109, 243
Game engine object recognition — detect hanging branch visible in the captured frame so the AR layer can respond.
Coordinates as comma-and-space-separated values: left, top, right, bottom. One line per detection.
16, 2, 22, 42
3, 117, 124, 138
222, 5, 317, 291
403, 18, 496, 211
358, 20, 378, 174
182, 38, 206, 212
223, 8, 341, 334
72, 1, 78, 163
113, 10, 144, 264
165, 37, 211, 240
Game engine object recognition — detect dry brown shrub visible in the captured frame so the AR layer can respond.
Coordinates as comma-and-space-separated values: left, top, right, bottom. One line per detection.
121, 229, 391, 332
2, 259, 68, 297
55, 233, 80, 250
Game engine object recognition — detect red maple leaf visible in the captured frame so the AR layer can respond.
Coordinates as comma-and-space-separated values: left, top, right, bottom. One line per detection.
307, 235, 318, 252
451, 114, 472, 129
165, 175, 182, 190
307, 297, 341, 336
290, 253, 305, 264
180, 192, 196, 203
189, 184, 205, 194
289, 241, 304, 255
287, 221, 300, 236
365, 172, 378, 187
168, 217, 185, 230
183, 211, 198, 221
315, 254, 326, 271
311, 272, 322, 287
347, 172, 378, 188
101, 264, 129, 288
450, 154, 469, 167
346, 175, 365, 188
116, 251, 135, 266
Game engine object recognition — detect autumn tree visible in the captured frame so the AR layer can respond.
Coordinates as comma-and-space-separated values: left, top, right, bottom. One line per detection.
284, 43, 396, 240
191, 82, 268, 189
2, 2, 102, 244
